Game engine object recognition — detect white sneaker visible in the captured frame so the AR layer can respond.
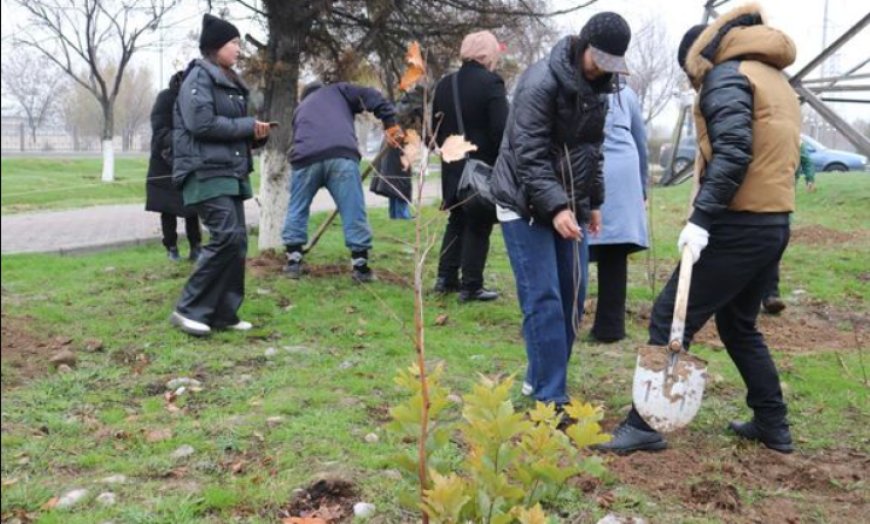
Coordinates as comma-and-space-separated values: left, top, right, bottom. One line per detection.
521, 381, 534, 396
170, 311, 211, 336
228, 320, 253, 331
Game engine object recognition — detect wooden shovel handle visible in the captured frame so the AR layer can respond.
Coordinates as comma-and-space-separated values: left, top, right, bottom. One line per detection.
668, 246, 695, 352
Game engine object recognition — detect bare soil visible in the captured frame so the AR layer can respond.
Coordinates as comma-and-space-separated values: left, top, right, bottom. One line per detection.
1, 312, 67, 385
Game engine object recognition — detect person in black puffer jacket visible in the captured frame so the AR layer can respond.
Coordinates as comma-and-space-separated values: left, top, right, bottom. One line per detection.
145, 71, 202, 262
169, 14, 272, 337
491, 12, 630, 409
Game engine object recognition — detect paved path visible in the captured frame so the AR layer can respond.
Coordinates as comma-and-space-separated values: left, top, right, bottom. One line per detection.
1, 182, 442, 255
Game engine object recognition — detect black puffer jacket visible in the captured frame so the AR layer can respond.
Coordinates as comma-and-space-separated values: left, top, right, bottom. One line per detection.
491, 36, 610, 224
172, 59, 258, 188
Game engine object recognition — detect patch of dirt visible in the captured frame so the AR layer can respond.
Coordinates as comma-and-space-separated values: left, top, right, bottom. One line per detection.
595, 433, 868, 523
0, 312, 67, 385
694, 300, 867, 353
248, 252, 411, 287
278, 477, 359, 523
790, 225, 867, 246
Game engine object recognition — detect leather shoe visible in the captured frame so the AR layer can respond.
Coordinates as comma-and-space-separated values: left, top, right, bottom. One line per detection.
459, 288, 499, 303
729, 419, 794, 453
762, 296, 786, 315
228, 320, 253, 331
593, 422, 668, 454
433, 277, 460, 294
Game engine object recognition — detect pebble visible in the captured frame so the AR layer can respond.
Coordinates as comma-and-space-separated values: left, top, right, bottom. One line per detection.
96, 492, 117, 506
597, 515, 647, 524
49, 349, 77, 368
266, 416, 285, 427
165, 377, 201, 390
353, 502, 376, 518
264, 347, 278, 358
57, 364, 73, 374
364, 433, 379, 444
170, 445, 195, 460
56, 488, 88, 509
339, 360, 354, 370
99, 474, 128, 485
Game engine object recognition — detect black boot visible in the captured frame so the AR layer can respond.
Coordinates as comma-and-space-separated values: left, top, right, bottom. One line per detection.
761, 296, 786, 315
459, 288, 499, 303
283, 245, 304, 279
167, 246, 181, 262
594, 422, 668, 454
188, 244, 203, 263
351, 250, 375, 283
728, 419, 793, 454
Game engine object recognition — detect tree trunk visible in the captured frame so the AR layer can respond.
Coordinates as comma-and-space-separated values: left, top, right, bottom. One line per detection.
257, 11, 305, 251
101, 102, 115, 182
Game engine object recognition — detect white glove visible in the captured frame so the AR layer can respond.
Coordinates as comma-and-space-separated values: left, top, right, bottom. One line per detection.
677, 222, 709, 264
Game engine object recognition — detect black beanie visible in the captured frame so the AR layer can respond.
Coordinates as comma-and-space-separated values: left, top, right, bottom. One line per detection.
678, 24, 708, 71
199, 14, 240, 53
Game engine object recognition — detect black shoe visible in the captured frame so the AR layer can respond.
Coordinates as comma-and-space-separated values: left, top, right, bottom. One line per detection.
283, 261, 303, 279
459, 288, 499, 303
188, 245, 203, 262
167, 246, 181, 262
352, 265, 375, 283
728, 419, 794, 454
587, 332, 625, 344
433, 277, 460, 294
762, 296, 786, 315
593, 422, 668, 454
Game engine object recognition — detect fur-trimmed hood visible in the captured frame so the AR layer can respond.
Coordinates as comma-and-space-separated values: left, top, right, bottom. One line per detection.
685, 2, 796, 87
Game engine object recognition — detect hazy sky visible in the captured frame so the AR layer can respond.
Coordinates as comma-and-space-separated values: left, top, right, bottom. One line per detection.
2, 0, 868, 126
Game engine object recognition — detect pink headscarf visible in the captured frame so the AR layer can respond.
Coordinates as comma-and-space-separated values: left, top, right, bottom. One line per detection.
460, 30, 502, 71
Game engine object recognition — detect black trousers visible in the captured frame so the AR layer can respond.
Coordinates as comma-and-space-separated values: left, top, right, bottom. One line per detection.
762, 264, 781, 300
628, 223, 791, 431
160, 213, 202, 249
436, 205, 494, 291
592, 244, 631, 341
176, 196, 247, 328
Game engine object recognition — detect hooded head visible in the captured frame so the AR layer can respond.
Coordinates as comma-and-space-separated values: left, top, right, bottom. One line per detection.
199, 14, 241, 55
460, 30, 503, 71
678, 24, 708, 71
682, 2, 796, 88
168, 70, 185, 91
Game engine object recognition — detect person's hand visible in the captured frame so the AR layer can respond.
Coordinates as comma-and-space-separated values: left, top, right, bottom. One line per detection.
385, 124, 405, 148
553, 209, 582, 240
254, 121, 271, 140
589, 209, 602, 237
677, 221, 709, 264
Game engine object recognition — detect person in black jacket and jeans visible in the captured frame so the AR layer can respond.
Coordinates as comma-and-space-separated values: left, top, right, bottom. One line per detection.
432, 30, 509, 302
491, 13, 630, 408
145, 71, 202, 262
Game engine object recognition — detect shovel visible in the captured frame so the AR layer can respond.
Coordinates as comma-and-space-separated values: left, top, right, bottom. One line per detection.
632, 246, 708, 433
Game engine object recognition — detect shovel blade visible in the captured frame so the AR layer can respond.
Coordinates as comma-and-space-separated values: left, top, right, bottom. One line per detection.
632, 345, 708, 433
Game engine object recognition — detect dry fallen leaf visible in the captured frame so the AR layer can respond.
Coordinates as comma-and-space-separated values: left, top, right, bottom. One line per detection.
400, 129, 422, 171
2, 478, 19, 487
398, 41, 425, 92
440, 134, 478, 162
435, 314, 449, 326
41, 497, 59, 510
145, 428, 173, 443
282, 518, 328, 524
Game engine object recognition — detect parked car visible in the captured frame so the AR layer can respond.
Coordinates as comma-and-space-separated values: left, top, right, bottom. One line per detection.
659, 134, 868, 172
801, 134, 868, 172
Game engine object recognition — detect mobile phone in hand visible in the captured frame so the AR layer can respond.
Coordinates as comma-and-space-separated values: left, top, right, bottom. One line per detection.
269, 122, 280, 128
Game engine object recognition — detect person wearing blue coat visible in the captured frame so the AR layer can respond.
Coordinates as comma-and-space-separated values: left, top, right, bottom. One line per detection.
588, 83, 649, 343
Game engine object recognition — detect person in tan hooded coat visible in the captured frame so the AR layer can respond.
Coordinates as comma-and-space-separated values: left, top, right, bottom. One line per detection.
598, 3, 800, 455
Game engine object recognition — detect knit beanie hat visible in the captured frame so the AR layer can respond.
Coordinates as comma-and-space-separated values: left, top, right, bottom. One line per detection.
678, 24, 708, 71
199, 14, 241, 54
579, 12, 632, 74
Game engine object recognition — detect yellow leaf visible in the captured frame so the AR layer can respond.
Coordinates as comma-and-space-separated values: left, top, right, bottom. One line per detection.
563, 399, 603, 423
399, 41, 426, 92
528, 401, 557, 424
512, 503, 549, 524
440, 135, 478, 162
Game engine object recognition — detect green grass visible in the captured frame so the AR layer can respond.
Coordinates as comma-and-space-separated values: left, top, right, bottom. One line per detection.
1, 173, 868, 522
0, 157, 262, 214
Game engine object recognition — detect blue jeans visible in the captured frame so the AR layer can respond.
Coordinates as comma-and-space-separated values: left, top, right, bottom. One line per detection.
502, 218, 589, 405
281, 158, 373, 252
388, 197, 412, 219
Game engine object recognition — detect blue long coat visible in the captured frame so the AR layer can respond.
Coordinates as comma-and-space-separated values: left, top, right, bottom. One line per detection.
590, 85, 649, 252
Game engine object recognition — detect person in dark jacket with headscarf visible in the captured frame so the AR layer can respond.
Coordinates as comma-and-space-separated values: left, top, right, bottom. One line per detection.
431, 30, 509, 302
169, 14, 271, 337
145, 71, 202, 262
491, 12, 631, 410
598, 3, 800, 454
